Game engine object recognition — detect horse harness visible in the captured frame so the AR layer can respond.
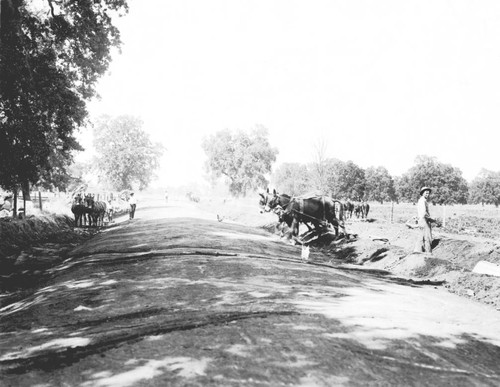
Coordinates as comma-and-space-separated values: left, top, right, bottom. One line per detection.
289, 196, 329, 226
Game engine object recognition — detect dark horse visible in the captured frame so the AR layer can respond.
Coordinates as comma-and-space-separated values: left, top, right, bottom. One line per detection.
71, 194, 92, 227
361, 201, 370, 219
283, 195, 345, 238
259, 189, 316, 233
354, 201, 370, 220
343, 200, 354, 219
86, 195, 107, 227
259, 189, 291, 214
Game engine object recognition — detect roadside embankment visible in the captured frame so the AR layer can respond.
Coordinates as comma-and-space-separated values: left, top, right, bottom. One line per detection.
0, 215, 96, 295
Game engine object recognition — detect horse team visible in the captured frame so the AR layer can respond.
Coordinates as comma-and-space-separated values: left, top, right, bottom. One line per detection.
71, 193, 108, 227
344, 200, 370, 220
259, 189, 370, 240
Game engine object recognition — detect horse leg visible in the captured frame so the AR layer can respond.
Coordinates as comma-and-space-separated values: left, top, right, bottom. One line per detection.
291, 218, 300, 239
332, 219, 339, 236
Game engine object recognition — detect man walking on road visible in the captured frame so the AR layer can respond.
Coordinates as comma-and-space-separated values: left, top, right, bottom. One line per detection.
128, 192, 137, 220
414, 186, 436, 254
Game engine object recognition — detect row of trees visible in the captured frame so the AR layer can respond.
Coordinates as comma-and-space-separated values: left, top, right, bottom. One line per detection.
0, 0, 130, 197
273, 155, 470, 205
203, 128, 500, 206
1, 2, 165, 197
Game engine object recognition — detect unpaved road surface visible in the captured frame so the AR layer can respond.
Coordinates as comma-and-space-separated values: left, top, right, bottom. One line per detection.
1, 200, 500, 386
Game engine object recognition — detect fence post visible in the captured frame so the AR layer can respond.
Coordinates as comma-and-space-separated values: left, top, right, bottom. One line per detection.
38, 191, 43, 211
390, 201, 394, 223
442, 205, 446, 228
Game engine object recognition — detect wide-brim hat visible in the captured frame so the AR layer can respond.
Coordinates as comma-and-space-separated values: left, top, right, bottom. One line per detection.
420, 187, 432, 195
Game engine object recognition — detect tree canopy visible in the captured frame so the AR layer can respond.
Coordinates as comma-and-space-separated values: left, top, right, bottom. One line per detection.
396, 155, 468, 204
272, 162, 311, 196
325, 159, 366, 200
0, 0, 128, 192
365, 166, 396, 203
93, 115, 164, 191
202, 126, 278, 197
469, 169, 500, 207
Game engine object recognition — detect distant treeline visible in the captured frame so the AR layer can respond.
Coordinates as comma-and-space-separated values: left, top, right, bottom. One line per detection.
271, 155, 500, 206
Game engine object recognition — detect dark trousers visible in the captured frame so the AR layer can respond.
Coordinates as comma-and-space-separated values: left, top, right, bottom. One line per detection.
130, 204, 136, 219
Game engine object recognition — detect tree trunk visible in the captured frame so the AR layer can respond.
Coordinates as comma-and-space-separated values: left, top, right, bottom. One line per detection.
12, 188, 17, 218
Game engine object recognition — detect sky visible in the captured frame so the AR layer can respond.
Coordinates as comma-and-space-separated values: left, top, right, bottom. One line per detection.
84, 0, 500, 188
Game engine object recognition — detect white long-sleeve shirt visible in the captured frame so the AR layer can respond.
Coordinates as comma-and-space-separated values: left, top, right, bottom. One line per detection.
417, 195, 431, 225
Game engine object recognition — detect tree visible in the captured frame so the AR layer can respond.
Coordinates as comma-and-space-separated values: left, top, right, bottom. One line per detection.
469, 169, 500, 207
394, 174, 413, 203
310, 137, 329, 193
202, 126, 278, 197
398, 155, 468, 204
0, 0, 128, 193
325, 159, 365, 200
93, 115, 164, 191
365, 166, 396, 203
272, 163, 311, 196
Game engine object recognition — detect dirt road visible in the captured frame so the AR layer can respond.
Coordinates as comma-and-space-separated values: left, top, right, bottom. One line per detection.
1, 199, 500, 386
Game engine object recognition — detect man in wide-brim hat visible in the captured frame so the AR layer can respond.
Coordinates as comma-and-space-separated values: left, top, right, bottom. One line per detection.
414, 186, 436, 253
419, 187, 431, 196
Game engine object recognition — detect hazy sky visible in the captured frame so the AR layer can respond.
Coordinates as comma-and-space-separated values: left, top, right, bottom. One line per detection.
85, 0, 500, 187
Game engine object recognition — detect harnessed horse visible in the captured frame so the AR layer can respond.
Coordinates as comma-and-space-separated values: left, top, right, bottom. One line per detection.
343, 200, 354, 219
260, 189, 345, 239
354, 201, 370, 219
85, 195, 107, 227
361, 202, 370, 219
283, 195, 345, 238
71, 194, 88, 227
260, 189, 315, 232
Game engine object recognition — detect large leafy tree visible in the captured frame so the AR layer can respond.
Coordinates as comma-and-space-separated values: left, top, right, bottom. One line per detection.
398, 155, 468, 204
93, 115, 164, 191
271, 162, 311, 196
0, 0, 128, 193
394, 174, 413, 204
365, 166, 396, 203
202, 126, 278, 197
469, 169, 500, 207
325, 159, 366, 200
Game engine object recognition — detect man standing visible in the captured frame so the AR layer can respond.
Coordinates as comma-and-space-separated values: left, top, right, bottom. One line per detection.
128, 192, 137, 220
414, 187, 436, 253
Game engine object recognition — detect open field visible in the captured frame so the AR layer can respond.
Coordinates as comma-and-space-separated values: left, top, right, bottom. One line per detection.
372, 202, 500, 240
195, 194, 500, 240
